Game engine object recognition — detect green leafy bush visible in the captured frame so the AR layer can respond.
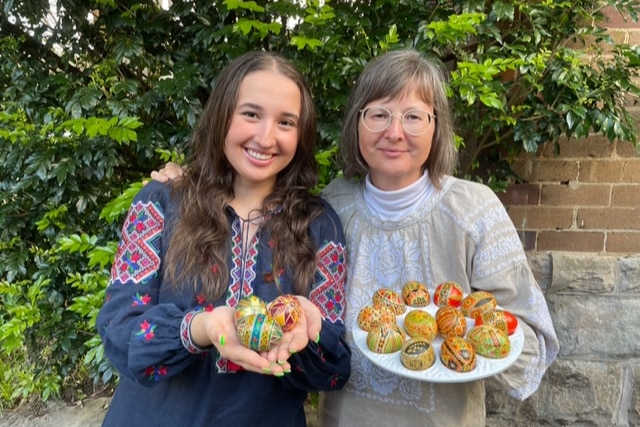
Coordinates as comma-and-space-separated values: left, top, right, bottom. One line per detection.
1, 0, 638, 407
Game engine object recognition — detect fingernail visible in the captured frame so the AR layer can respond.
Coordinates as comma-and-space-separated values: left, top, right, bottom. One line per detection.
289, 349, 297, 354
314, 334, 320, 344
284, 368, 291, 374
277, 360, 286, 365
274, 372, 284, 377
219, 335, 225, 346
262, 367, 272, 373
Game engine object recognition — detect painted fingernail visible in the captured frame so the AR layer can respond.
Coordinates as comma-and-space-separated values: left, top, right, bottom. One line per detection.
219, 335, 225, 346
314, 334, 320, 344
284, 368, 291, 374
262, 367, 272, 373
277, 360, 286, 365
274, 372, 284, 377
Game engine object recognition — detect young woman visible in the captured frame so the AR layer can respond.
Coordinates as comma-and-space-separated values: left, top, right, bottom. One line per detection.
97, 51, 350, 427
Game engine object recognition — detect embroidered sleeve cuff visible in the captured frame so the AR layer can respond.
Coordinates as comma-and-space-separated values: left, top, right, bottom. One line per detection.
180, 310, 213, 354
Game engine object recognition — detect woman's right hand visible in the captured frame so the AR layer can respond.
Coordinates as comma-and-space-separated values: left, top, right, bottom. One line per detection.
150, 162, 185, 183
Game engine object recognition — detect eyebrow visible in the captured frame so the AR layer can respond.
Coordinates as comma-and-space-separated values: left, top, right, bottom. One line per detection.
237, 102, 300, 121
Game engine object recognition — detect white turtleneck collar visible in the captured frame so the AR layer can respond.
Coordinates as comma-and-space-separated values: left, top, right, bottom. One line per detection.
363, 172, 435, 221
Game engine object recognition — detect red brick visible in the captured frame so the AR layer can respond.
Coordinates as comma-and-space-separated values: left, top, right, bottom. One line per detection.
532, 160, 580, 183
506, 206, 574, 230
606, 232, 640, 253
496, 184, 540, 205
540, 183, 611, 206
611, 185, 640, 207
602, 6, 638, 29
537, 231, 605, 252
576, 207, 640, 230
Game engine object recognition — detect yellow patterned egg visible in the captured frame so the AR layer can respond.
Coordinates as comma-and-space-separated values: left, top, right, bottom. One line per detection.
236, 313, 283, 352
372, 288, 406, 315
400, 337, 436, 371
235, 295, 268, 323
267, 294, 303, 332
401, 281, 431, 307
460, 291, 497, 319
357, 304, 397, 332
467, 325, 511, 359
440, 335, 476, 372
403, 309, 438, 342
366, 323, 404, 354
435, 306, 467, 338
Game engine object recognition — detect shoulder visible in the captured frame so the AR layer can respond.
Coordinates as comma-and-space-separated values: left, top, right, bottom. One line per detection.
439, 176, 504, 213
308, 194, 346, 243
127, 180, 178, 216
321, 177, 360, 210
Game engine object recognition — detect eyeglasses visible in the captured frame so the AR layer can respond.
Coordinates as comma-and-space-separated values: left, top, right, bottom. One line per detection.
360, 106, 436, 136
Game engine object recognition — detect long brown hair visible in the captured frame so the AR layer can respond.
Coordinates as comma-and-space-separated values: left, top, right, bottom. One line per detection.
164, 51, 323, 299
340, 49, 457, 189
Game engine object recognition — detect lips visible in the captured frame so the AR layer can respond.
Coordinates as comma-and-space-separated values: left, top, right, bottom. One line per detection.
246, 148, 273, 161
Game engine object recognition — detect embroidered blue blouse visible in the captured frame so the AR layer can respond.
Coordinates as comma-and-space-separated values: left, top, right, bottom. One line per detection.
97, 181, 351, 427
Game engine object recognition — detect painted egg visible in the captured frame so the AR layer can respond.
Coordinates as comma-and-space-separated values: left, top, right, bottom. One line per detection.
467, 325, 511, 359
357, 304, 396, 332
433, 281, 464, 308
267, 294, 303, 332
403, 309, 438, 342
400, 337, 436, 371
460, 291, 497, 319
474, 309, 518, 336
440, 335, 476, 372
401, 281, 430, 307
235, 295, 268, 323
366, 323, 404, 354
372, 288, 406, 315
236, 313, 283, 352
435, 306, 467, 338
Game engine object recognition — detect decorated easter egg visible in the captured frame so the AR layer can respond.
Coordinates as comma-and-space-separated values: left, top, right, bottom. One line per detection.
433, 281, 464, 308
267, 294, 303, 332
467, 325, 511, 359
236, 313, 283, 352
474, 309, 518, 336
366, 323, 404, 354
372, 288, 406, 315
357, 304, 397, 332
400, 337, 436, 371
403, 309, 438, 342
401, 281, 430, 307
460, 291, 497, 319
440, 335, 476, 372
435, 306, 467, 338
235, 295, 268, 323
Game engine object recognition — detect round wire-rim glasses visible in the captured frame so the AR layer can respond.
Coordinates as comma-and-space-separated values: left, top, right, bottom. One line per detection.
360, 106, 436, 136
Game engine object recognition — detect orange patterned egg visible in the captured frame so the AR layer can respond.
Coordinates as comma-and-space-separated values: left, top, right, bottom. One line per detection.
467, 325, 511, 359
235, 295, 268, 323
401, 281, 430, 307
433, 281, 464, 308
403, 309, 438, 342
435, 306, 467, 338
372, 288, 406, 315
357, 304, 397, 332
460, 291, 497, 319
400, 337, 436, 371
267, 294, 303, 332
366, 323, 404, 354
475, 309, 518, 335
236, 313, 283, 352
440, 335, 476, 372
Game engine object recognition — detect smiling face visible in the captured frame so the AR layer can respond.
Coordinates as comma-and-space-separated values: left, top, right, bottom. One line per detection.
223, 69, 301, 192
358, 93, 436, 191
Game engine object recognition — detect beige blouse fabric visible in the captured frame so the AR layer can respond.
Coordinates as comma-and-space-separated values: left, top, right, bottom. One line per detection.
318, 176, 559, 427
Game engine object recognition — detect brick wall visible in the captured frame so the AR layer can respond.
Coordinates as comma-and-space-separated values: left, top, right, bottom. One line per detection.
496, 6, 640, 255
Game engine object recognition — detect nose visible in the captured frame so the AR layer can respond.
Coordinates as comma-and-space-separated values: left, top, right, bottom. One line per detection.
384, 114, 405, 139
254, 121, 276, 147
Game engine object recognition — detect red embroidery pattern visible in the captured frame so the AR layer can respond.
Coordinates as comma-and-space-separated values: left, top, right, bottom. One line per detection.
310, 241, 347, 323
144, 365, 167, 381
111, 201, 163, 284
135, 319, 156, 341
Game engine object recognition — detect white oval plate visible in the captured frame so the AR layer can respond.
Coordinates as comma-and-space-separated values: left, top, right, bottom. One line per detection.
352, 303, 524, 383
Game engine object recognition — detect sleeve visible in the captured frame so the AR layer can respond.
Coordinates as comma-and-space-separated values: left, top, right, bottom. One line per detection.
280, 201, 352, 392
96, 182, 201, 387
464, 189, 560, 400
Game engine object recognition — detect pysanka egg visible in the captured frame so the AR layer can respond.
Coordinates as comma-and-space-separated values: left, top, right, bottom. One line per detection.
236, 313, 283, 352
357, 304, 396, 332
403, 309, 438, 342
267, 294, 303, 332
372, 288, 406, 315
402, 281, 430, 307
460, 291, 497, 319
366, 323, 404, 354
440, 335, 476, 372
235, 295, 268, 323
400, 337, 436, 371
467, 324, 511, 359
433, 281, 464, 308
474, 309, 518, 336
435, 306, 467, 338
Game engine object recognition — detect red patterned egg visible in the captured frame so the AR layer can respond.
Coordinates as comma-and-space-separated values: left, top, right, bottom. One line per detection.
467, 325, 511, 359
236, 313, 283, 352
372, 288, 406, 315
403, 309, 438, 342
267, 294, 303, 332
357, 304, 396, 332
400, 337, 436, 371
401, 281, 430, 307
460, 291, 497, 319
433, 281, 463, 308
474, 309, 518, 336
366, 323, 404, 354
235, 295, 268, 323
440, 335, 476, 372
435, 306, 467, 338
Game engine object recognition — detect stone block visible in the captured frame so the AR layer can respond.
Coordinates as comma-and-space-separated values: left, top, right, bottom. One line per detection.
619, 257, 640, 292
548, 252, 616, 293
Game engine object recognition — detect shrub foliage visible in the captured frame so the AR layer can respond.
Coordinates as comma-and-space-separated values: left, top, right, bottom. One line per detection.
1, 0, 639, 406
